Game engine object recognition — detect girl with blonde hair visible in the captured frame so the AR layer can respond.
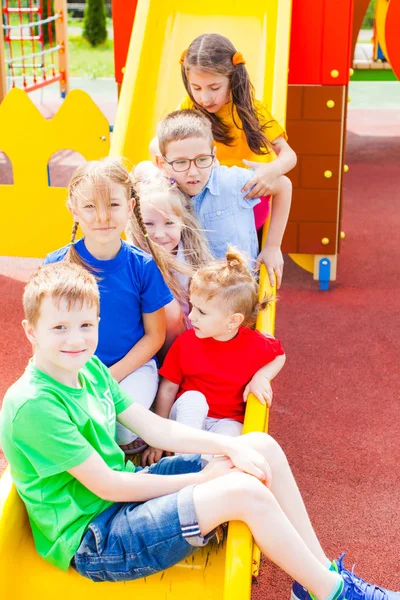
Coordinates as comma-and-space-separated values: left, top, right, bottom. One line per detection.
127, 173, 212, 325
43, 156, 183, 454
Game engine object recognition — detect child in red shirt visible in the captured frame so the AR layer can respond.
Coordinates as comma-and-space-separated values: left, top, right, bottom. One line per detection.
142, 247, 285, 466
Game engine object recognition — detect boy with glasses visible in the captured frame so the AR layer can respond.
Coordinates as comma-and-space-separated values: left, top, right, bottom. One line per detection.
155, 109, 292, 288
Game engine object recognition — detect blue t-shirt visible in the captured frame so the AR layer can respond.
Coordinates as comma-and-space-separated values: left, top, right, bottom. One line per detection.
191, 164, 260, 262
43, 239, 173, 367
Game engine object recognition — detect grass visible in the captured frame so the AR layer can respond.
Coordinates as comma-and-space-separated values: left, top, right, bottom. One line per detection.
67, 18, 114, 78
68, 35, 114, 78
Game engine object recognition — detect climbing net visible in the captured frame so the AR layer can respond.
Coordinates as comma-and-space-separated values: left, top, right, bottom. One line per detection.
2, 0, 68, 95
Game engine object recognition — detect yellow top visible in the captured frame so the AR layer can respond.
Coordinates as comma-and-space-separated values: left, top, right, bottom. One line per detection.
178, 96, 286, 168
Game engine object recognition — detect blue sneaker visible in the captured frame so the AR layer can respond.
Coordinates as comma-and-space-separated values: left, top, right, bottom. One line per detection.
290, 554, 400, 600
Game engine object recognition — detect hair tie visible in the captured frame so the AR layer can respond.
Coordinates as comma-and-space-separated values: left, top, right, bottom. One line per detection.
232, 51, 245, 66
179, 49, 187, 65
144, 233, 149, 238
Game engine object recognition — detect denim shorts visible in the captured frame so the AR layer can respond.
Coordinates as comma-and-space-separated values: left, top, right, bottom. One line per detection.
71, 454, 218, 582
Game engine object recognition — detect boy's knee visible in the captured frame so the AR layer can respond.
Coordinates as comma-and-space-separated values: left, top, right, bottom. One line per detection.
241, 432, 286, 464
222, 472, 272, 513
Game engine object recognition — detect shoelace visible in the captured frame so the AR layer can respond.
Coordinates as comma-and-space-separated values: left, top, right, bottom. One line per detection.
342, 570, 388, 600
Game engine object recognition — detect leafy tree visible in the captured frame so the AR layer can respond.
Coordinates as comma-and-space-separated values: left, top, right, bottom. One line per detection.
83, 0, 108, 47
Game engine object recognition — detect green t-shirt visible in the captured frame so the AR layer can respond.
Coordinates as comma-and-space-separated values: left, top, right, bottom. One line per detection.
0, 356, 135, 571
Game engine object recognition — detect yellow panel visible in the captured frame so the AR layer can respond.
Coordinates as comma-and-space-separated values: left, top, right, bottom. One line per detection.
0, 1, 292, 599
0, 88, 110, 258
289, 253, 315, 274
375, 0, 389, 60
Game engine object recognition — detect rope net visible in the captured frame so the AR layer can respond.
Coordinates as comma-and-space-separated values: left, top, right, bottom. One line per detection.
2, 0, 66, 93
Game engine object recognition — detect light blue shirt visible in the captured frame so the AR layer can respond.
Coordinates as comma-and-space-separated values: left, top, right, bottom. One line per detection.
190, 163, 260, 262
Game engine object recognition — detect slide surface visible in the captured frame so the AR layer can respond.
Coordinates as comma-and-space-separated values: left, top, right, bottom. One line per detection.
0, 1, 291, 599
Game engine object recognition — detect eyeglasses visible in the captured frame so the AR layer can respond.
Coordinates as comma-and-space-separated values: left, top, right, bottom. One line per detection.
163, 154, 214, 172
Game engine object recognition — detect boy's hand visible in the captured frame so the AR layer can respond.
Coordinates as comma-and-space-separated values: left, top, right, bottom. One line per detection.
200, 456, 235, 482
141, 446, 171, 467
241, 160, 280, 199
225, 440, 272, 487
243, 372, 273, 407
256, 245, 283, 288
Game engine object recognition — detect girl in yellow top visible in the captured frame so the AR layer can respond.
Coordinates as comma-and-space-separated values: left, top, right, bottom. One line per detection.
178, 33, 297, 286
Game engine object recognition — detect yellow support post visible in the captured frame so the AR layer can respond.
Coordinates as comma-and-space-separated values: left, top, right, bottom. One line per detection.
54, 0, 69, 97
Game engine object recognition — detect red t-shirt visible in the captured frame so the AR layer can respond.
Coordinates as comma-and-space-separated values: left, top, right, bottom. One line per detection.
159, 327, 285, 422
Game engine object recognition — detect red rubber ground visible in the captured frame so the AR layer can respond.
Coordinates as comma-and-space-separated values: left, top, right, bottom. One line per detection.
1, 108, 400, 596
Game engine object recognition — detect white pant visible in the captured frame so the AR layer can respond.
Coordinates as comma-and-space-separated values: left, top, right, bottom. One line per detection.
116, 359, 159, 444
169, 391, 243, 437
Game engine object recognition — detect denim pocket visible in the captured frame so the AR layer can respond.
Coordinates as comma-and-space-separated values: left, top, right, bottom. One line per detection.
86, 522, 104, 556
86, 565, 159, 582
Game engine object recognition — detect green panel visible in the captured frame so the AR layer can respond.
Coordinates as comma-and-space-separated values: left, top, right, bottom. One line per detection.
351, 69, 397, 81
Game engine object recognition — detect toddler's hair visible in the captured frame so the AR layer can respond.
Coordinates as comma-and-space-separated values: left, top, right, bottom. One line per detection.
190, 246, 272, 327
180, 33, 271, 155
127, 175, 211, 299
67, 156, 187, 294
157, 110, 213, 156
23, 262, 99, 327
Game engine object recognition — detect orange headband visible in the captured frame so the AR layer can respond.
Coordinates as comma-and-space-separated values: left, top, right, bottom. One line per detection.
179, 49, 187, 65
232, 51, 245, 66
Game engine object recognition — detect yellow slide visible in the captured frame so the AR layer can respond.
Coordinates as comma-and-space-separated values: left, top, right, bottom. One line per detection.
0, 1, 291, 599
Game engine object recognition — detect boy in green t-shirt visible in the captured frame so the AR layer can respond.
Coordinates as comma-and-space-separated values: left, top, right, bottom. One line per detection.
0, 262, 397, 600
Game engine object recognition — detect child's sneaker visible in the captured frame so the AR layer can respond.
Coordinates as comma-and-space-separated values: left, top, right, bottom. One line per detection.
290, 557, 400, 600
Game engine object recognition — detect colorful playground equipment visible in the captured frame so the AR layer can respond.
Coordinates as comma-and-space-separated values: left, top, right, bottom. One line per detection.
0, 0, 69, 101
0, 1, 399, 599
111, 0, 356, 289
374, 0, 400, 79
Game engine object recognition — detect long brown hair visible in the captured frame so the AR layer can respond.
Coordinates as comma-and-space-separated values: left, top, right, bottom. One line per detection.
66, 157, 191, 298
181, 33, 272, 155
190, 246, 273, 327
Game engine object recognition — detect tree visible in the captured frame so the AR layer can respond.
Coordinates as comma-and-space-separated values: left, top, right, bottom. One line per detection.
83, 0, 108, 47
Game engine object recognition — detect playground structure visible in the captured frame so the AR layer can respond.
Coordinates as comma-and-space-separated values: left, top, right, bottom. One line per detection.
0, 0, 399, 599
373, 0, 400, 76
0, 0, 69, 101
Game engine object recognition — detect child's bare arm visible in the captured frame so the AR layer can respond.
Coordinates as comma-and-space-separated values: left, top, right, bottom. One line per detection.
109, 308, 166, 383
141, 378, 179, 466
243, 354, 286, 407
241, 136, 297, 199
153, 378, 180, 418
68, 416, 271, 502
257, 175, 292, 288
255, 353, 286, 381
68, 450, 210, 503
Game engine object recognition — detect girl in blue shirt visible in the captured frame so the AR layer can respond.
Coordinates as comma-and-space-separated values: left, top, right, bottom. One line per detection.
44, 157, 187, 453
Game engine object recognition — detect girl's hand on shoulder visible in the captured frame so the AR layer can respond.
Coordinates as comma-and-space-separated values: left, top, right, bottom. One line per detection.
256, 245, 284, 288
225, 440, 272, 487
241, 160, 281, 199
243, 372, 273, 407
